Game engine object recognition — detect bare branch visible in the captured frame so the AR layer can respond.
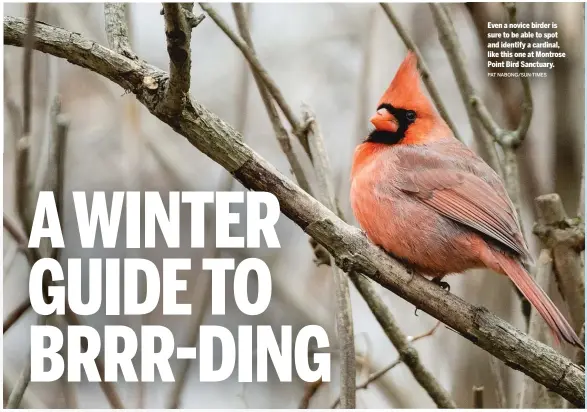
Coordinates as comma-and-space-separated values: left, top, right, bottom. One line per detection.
199, 3, 308, 150
15, 2, 38, 235
42, 96, 69, 260
379, 3, 462, 142
504, 3, 532, 142
3, 298, 32, 334
330, 321, 442, 408
430, 3, 535, 317
6, 314, 45, 409
534, 194, 585, 333
428, 3, 502, 176
303, 106, 356, 408
232, 3, 312, 192
104, 3, 137, 60
350, 275, 456, 408
161, 3, 204, 114
5, 17, 584, 406
520, 249, 565, 408
299, 378, 323, 409
489, 357, 507, 408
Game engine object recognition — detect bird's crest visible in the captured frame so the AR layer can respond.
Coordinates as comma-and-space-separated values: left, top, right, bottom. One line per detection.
377, 51, 434, 115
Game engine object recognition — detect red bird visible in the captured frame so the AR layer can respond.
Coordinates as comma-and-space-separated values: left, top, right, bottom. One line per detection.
350, 51, 583, 348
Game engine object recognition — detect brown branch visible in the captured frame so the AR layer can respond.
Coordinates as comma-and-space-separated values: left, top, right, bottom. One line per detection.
430, 2, 534, 322
161, 3, 204, 114
299, 378, 323, 409
42, 96, 69, 260
15, 2, 37, 236
379, 3, 462, 142
489, 357, 507, 408
330, 321, 441, 408
428, 3, 503, 177
303, 107, 356, 408
104, 3, 137, 60
199, 3, 309, 151
5, 314, 45, 409
5, 17, 584, 406
534, 194, 585, 333
520, 249, 565, 408
232, 3, 312, 193
349, 275, 456, 408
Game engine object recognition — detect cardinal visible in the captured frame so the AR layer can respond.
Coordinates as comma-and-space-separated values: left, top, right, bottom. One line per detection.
350, 51, 583, 348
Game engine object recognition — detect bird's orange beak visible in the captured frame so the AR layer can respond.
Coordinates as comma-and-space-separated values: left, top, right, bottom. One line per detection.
370, 108, 398, 133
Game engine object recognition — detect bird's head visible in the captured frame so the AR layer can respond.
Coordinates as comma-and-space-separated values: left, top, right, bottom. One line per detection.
366, 51, 447, 145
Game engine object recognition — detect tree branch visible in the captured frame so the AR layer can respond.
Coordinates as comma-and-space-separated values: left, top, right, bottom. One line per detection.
232, 4, 312, 192
161, 3, 204, 114
4, 17, 584, 407
520, 249, 565, 408
430, 2, 534, 321
534, 194, 585, 333
303, 107, 356, 408
428, 3, 503, 177
330, 321, 442, 408
379, 3, 462, 142
199, 3, 309, 151
104, 3, 137, 60
299, 378, 323, 409
15, 2, 37, 236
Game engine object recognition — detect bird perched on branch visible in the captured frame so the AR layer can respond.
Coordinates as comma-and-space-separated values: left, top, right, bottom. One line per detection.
350, 51, 583, 349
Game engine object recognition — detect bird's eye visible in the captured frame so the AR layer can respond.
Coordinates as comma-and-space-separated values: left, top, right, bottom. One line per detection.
406, 110, 416, 121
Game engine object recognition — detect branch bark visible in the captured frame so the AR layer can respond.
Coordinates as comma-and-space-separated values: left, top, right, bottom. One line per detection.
161, 3, 204, 114
4, 16, 584, 407
519, 249, 565, 408
303, 107, 356, 408
534, 194, 585, 333
104, 3, 137, 60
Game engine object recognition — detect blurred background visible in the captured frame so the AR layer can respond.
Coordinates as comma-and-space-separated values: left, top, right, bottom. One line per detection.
3, 2, 585, 408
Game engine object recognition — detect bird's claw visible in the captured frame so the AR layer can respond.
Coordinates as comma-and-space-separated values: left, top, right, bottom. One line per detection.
432, 278, 451, 292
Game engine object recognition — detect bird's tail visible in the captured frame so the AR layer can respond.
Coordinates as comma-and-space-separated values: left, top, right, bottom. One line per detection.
493, 253, 584, 349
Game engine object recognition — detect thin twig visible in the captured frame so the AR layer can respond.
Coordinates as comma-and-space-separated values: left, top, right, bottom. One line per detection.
299, 378, 323, 409
6, 314, 45, 409
166, 29, 252, 404
534, 194, 585, 332
161, 3, 204, 114
430, 3, 535, 321
519, 249, 565, 408
303, 107, 356, 408
43, 96, 69, 260
6, 18, 584, 406
104, 3, 137, 60
199, 3, 309, 151
232, 3, 312, 192
379, 3, 462, 142
428, 3, 502, 177
489, 357, 507, 408
354, 6, 376, 144
16, 2, 38, 234
349, 275, 456, 408
3, 298, 32, 334
330, 321, 442, 408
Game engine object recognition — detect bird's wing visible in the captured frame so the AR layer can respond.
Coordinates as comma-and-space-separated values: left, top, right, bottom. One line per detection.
386, 148, 531, 259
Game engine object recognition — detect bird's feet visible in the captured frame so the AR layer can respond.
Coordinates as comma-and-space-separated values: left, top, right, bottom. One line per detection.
431, 277, 450, 292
